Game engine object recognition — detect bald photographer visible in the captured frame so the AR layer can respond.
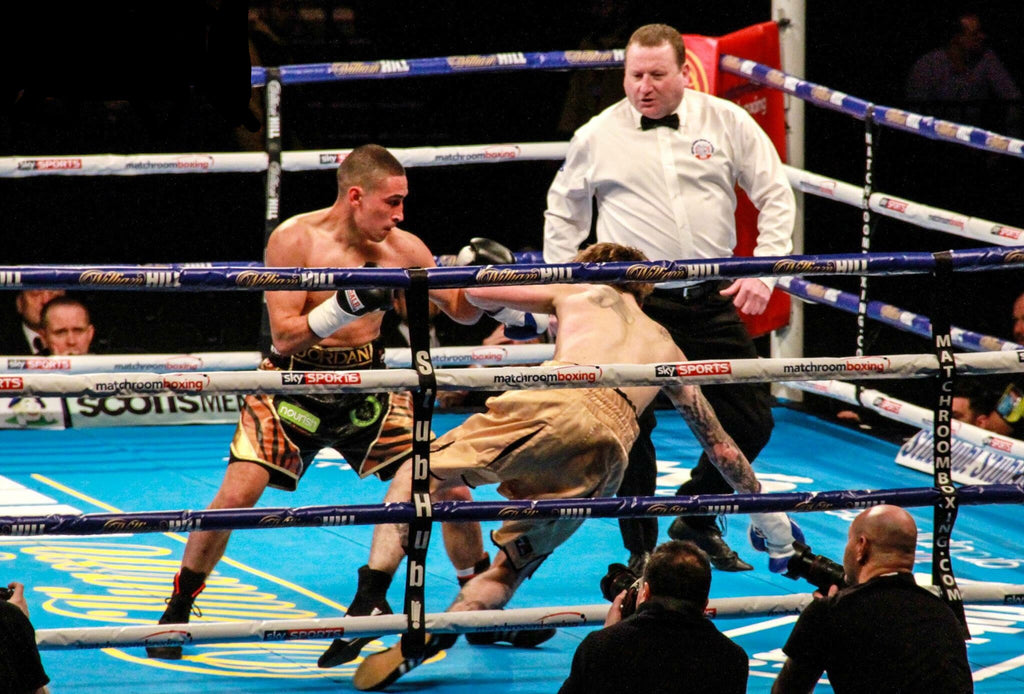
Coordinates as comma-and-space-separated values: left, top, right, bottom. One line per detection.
772, 505, 973, 693
559, 540, 748, 694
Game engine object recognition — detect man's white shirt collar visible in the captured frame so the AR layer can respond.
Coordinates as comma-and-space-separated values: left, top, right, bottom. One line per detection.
626, 97, 686, 130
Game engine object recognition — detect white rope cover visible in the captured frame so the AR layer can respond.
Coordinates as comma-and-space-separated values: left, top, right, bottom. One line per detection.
6, 351, 1024, 398
36, 582, 1024, 650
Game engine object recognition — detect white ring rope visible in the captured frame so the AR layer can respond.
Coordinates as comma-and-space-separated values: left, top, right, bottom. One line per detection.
3, 142, 1019, 247
788, 379, 1024, 462
7, 344, 1020, 469
6, 350, 1024, 398
0, 144, 569, 178
0, 344, 557, 375
35, 582, 1024, 650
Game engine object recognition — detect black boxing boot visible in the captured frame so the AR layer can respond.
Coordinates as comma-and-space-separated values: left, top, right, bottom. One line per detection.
146, 567, 206, 660
668, 515, 753, 572
318, 565, 393, 668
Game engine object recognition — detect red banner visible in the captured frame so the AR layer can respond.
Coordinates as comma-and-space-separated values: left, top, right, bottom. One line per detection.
683, 22, 790, 337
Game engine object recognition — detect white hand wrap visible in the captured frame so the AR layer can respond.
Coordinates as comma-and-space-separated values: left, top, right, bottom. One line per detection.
488, 307, 550, 335
306, 294, 359, 339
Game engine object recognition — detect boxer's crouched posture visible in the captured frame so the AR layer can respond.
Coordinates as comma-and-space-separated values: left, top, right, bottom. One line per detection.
353, 243, 802, 691
147, 143, 490, 660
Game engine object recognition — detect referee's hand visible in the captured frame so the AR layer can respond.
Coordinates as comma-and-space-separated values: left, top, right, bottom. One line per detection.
721, 277, 771, 315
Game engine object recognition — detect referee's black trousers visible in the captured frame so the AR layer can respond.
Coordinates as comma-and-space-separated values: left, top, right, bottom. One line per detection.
616, 282, 775, 555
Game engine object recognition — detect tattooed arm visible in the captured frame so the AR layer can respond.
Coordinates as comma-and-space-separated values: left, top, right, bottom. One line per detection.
663, 383, 761, 494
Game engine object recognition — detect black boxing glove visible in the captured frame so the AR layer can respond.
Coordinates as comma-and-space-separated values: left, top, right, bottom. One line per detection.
306, 264, 392, 338
455, 237, 515, 266
456, 239, 551, 339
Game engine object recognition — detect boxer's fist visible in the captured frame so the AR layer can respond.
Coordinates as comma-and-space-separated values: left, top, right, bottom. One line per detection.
455, 238, 515, 266
336, 286, 392, 316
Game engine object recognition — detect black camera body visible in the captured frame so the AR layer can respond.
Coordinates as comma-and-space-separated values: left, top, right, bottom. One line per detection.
0, 586, 13, 601
785, 541, 848, 592
600, 563, 642, 619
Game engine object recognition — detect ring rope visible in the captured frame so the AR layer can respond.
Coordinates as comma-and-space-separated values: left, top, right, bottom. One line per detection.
719, 55, 1024, 159
238, 45, 1024, 162
0, 344, 557, 374
780, 277, 1024, 352
6, 345, 1019, 461
4, 145, 1019, 251
2, 486, 1023, 538
33, 583, 1024, 651
2, 246, 1023, 293
6, 350, 1024, 398
788, 379, 1024, 462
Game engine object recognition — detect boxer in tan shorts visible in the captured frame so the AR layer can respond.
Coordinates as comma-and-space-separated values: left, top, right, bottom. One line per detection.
354, 242, 804, 691
432, 375, 638, 570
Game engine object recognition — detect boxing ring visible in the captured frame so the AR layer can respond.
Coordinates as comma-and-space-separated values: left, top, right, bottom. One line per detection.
4, 22, 1024, 694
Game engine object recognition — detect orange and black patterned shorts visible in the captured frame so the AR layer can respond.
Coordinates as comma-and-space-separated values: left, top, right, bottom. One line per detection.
229, 344, 416, 490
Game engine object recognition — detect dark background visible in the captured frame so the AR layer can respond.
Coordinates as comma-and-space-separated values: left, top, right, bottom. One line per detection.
2, 1, 1023, 410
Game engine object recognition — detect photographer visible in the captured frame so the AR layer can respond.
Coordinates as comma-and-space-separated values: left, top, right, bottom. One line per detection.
772, 505, 972, 693
559, 540, 748, 694
0, 581, 50, 694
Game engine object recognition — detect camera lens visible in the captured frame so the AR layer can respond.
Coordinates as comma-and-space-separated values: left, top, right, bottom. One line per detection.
600, 563, 638, 603
785, 541, 847, 592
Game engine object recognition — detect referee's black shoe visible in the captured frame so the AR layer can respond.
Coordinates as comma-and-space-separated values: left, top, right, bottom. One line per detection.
668, 517, 753, 572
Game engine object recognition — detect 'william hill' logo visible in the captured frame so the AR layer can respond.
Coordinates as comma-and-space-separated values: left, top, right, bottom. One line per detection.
771, 259, 868, 274
79, 270, 145, 286
624, 263, 720, 281
235, 271, 301, 288
475, 267, 571, 284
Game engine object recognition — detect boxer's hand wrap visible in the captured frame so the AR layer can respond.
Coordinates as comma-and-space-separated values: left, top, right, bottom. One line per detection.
487, 307, 550, 341
307, 286, 392, 339
455, 237, 515, 266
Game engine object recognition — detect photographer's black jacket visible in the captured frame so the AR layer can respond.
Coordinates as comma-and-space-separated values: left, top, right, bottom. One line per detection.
782, 572, 972, 693
0, 600, 50, 693
559, 601, 748, 694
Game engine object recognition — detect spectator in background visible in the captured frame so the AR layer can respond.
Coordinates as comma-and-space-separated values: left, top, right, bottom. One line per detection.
40, 296, 95, 356
0, 581, 51, 694
0, 290, 66, 355
559, 540, 748, 694
952, 380, 999, 424
952, 379, 1024, 440
772, 505, 971, 693
906, 11, 1021, 133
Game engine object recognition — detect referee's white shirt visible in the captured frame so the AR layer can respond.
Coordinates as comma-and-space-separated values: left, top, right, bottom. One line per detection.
543, 90, 795, 288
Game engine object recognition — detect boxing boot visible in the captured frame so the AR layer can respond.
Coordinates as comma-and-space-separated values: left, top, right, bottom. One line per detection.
146, 568, 206, 660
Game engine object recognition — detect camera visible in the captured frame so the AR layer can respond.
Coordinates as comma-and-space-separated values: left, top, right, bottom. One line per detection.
785, 541, 848, 592
0, 586, 12, 601
600, 563, 642, 619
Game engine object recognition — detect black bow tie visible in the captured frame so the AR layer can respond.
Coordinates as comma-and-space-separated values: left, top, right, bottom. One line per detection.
641, 114, 679, 131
